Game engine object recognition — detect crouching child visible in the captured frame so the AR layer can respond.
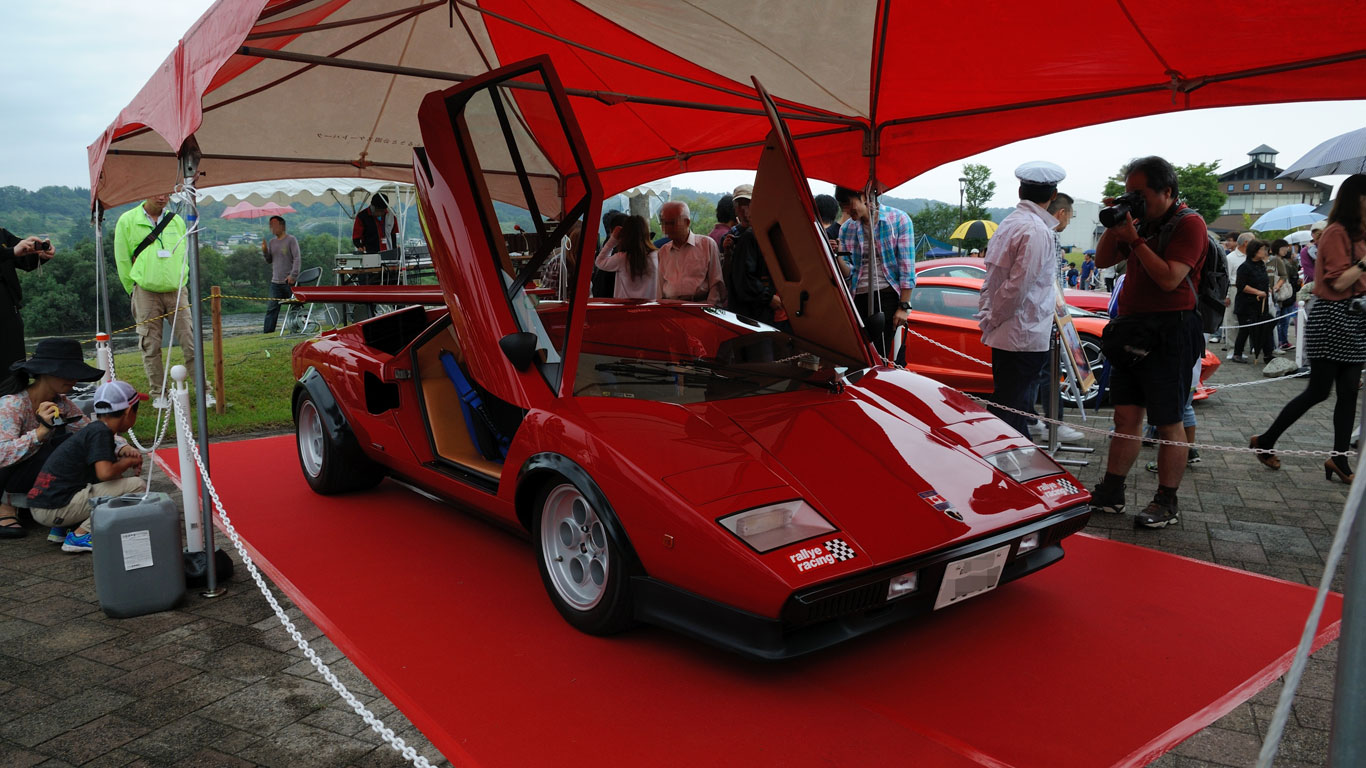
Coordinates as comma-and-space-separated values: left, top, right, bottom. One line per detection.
27, 381, 147, 553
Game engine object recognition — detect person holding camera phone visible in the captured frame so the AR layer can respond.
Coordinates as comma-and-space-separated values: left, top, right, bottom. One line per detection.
1089, 156, 1208, 529
1251, 173, 1366, 483
0, 339, 103, 539
0, 228, 57, 395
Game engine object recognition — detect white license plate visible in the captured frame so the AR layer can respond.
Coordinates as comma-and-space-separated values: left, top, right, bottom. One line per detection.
933, 545, 1010, 610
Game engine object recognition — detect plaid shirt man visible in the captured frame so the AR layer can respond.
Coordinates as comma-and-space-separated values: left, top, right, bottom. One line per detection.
838, 203, 916, 293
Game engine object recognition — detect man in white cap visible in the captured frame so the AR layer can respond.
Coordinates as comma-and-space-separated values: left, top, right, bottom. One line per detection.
976, 161, 1081, 442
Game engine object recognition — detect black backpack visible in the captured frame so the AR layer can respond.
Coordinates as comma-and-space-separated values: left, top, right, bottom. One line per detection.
1159, 207, 1228, 334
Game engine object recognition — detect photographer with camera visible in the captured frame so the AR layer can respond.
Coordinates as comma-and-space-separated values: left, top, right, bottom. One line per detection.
1251, 173, 1366, 482
1089, 156, 1208, 529
0, 229, 56, 395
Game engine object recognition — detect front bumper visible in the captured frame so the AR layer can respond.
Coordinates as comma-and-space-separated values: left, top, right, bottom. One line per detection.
632, 504, 1091, 660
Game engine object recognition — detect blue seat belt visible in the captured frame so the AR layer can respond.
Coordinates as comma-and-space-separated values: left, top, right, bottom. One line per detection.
438, 351, 510, 461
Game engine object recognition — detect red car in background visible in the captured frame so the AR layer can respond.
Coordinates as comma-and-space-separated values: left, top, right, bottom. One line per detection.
902, 276, 1221, 405
288, 58, 1092, 659
916, 256, 1112, 316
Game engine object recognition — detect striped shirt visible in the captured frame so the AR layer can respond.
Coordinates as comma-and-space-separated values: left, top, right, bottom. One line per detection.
838, 204, 915, 293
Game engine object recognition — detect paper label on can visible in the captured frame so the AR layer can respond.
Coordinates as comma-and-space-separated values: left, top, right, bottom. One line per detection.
121, 530, 154, 571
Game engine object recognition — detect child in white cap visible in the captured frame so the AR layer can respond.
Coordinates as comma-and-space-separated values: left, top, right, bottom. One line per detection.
27, 380, 146, 553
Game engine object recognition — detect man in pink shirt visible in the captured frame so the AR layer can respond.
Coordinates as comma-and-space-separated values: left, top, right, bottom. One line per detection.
657, 201, 724, 303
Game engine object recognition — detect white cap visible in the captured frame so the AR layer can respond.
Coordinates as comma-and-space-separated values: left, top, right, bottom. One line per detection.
1015, 161, 1066, 185
969, 248, 981, 254
93, 380, 148, 414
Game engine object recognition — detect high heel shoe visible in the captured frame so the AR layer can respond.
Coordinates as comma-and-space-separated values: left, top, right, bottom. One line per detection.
1250, 436, 1280, 470
1325, 459, 1354, 483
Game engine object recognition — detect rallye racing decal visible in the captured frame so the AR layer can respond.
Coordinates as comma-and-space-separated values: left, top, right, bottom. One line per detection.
1029, 477, 1083, 500
787, 538, 857, 573
918, 489, 964, 521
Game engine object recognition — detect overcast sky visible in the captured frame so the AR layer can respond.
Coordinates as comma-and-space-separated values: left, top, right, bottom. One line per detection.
6, 1, 1366, 208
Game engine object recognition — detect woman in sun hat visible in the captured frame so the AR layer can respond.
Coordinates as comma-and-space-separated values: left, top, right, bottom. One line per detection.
0, 338, 104, 538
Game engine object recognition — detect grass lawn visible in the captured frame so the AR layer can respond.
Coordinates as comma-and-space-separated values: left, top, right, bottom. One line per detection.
111, 333, 304, 436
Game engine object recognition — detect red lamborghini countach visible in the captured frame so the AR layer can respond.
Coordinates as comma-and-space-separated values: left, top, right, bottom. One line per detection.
290, 58, 1091, 659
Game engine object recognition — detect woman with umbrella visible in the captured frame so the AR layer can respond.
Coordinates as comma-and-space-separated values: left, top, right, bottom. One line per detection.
1251, 174, 1366, 482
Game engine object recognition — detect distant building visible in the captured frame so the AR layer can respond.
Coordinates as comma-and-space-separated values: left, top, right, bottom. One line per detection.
1210, 145, 1330, 233
1057, 199, 1101, 252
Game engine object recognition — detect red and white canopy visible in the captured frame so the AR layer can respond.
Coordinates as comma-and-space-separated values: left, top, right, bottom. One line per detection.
89, 0, 1366, 208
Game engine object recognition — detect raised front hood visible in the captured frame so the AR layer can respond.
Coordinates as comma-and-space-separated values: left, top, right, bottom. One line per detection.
708, 383, 1054, 565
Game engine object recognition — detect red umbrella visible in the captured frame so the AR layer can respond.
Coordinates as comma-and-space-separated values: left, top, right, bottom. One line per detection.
220, 201, 297, 219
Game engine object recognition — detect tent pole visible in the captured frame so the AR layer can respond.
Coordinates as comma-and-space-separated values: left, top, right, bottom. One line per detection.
179, 138, 224, 598
94, 204, 113, 341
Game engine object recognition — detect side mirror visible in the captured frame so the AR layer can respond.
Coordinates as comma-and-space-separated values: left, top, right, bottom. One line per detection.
499, 332, 538, 371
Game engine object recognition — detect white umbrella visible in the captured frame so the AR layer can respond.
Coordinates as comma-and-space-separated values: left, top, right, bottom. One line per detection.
1278, 126, 1366, 180
1285, 230, 1313, 245
1251, 203, 1325, 231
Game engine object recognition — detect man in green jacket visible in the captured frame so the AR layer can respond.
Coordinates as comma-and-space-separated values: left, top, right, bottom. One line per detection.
113, 194, 212, 408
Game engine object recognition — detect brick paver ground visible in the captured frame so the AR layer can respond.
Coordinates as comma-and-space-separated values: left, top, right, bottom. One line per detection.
0, 339, 1354, 767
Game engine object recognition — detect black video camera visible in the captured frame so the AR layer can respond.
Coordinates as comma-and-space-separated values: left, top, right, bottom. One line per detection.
1099, 191, 1146, 229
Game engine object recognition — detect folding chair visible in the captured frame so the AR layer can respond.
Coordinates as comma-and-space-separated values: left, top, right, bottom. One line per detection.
279, 267, 338, 336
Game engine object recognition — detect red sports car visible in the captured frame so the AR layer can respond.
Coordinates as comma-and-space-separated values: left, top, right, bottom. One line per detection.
901, 276, 1221, 405
290, 58, 1090, 659
916, 256, 1112, 315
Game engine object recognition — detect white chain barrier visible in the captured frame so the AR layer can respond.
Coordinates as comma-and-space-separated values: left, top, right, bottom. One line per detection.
169, 397, 437, 768
894, 328, 1350, 458
1218, 312, 1293, 330
961, 392, 1354, 458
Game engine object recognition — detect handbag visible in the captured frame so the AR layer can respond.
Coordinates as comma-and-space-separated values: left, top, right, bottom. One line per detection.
1273, 280, 1293, 303
1101, 314, 1161, 367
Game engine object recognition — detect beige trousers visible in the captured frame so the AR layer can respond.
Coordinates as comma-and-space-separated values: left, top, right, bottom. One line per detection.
132, 285, 197, 397
30, 476, 145, 530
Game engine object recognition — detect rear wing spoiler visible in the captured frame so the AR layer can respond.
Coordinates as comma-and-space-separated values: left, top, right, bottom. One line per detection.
291, 286, 445, 304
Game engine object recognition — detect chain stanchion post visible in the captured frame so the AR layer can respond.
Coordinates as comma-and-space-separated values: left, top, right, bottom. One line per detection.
211, 286, 225, 415
94, 332, 113, 385
1046, 327, 1092, 466
170, 364, 203, 553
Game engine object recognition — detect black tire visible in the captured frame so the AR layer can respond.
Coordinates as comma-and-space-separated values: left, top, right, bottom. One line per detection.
532, 479, 634, 635
294, 391, 384, 494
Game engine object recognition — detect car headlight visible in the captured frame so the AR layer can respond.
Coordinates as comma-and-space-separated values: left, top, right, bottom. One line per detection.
718, 500, 836, 553
984, 446, 1061, 483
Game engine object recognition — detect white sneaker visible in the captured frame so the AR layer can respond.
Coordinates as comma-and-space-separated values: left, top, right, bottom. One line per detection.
152, 396, 169, 410
1055, 424, 1085, 443
204, 392, 217, 407
1027, 421, 1046, 440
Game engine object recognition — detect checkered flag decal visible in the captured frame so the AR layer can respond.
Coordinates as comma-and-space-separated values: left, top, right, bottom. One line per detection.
1056, 478, 1079, 495
824, 538, 857, 562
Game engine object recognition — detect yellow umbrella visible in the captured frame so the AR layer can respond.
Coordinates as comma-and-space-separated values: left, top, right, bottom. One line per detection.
950, 219, 999, 240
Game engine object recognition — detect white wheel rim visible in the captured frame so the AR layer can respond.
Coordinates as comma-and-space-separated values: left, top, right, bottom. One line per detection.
298, 400, 325, 477
540, 485, 609, 611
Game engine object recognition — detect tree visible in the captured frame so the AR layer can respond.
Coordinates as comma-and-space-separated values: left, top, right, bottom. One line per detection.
1176, 161, 1227, 223
911, 202, 958, 244
961, 163, 996, 221
1102, 174, 1124, 200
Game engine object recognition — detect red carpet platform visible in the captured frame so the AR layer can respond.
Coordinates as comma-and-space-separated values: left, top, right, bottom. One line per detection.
159, 436, 1341, 768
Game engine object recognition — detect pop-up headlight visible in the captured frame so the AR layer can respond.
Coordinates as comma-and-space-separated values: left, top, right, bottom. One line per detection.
719, 500, 835, 553
985, 446, 1062, 483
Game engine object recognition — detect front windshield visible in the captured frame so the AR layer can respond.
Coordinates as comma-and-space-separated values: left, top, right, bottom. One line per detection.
564, 304, 861, 404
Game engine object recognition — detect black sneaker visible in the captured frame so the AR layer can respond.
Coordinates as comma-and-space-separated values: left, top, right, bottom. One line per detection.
1134, 495, 1180, 529
1187, 448, 1201, 465
1090, 481, 1126, 514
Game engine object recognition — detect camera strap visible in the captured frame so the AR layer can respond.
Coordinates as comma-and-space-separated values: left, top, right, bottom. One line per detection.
130, 214, 174, 264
